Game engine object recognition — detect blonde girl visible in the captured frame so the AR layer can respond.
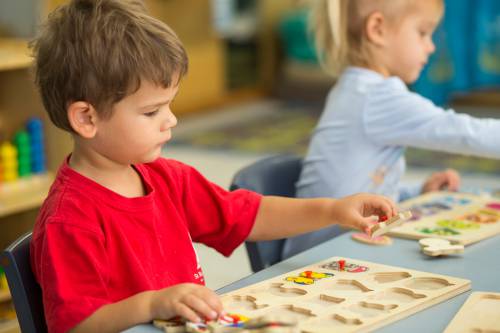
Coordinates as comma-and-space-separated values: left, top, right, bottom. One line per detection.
283, 0, 500, 259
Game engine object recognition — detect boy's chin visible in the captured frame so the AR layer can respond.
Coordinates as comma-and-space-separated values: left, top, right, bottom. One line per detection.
144, 155, 161, 163
137, 152, 162, 164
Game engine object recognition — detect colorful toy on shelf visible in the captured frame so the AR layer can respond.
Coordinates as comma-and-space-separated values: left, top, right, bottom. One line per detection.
0, 117, 46, 184
27, 117, 46, 174
0, 267, 8, 290
13, 130, 31, 177
0, 141, 18, 182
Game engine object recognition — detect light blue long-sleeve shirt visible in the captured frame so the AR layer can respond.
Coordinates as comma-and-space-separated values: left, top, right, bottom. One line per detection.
282, 67, 500, 259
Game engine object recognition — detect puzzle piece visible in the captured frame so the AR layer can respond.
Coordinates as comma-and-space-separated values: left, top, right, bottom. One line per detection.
218, 256, 470, 333
242, 315, 298, 333
153, 317, 185, 333
370, 211, 412, 238
285, 271, 334, 285
351, 232, 393, 246
417, 226, 460, 236
419, 238, 464, 257
192, 314, 298, 333
320, 260, 368, 273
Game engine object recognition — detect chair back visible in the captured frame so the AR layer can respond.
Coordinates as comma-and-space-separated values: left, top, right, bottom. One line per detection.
0, 232, 47, 333
230, 154, 302, 272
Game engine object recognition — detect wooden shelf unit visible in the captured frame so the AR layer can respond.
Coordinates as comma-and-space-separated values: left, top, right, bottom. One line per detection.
0, 174, 53, 219
0, 290, 10, 303
0, 290, 15, 333
0, 320, 19, 333
0, 39, 32, 72
0, 36, 66, 333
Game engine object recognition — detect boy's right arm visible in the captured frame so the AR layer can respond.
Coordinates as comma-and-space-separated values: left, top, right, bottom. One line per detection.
248, 193, 396, 241
70, 283, 222, 333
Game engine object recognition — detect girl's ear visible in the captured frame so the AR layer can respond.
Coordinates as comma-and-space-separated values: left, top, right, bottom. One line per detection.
67, 101, 99, 138
365, 11, 389, 46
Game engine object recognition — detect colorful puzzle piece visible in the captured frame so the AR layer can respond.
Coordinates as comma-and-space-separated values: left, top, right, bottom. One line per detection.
351, 232, 393, 246
370, 211, 412, 237
285, 271, 334, 285
319, 260, 368, 273
417, 226, 461, 236
390, 192, 500, 245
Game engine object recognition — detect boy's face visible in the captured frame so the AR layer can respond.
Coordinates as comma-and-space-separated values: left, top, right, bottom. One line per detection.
384, 1, 443, 83
91, 80, 178, 165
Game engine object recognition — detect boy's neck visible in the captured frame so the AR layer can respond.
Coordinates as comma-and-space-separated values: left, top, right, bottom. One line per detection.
69, 143, 147, 198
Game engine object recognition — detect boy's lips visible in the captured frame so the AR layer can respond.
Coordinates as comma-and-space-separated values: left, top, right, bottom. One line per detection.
159, 134, 171, 145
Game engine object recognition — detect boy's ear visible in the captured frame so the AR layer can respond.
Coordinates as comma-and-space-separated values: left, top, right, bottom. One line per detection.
67, 101, 98, 138
365, 11, 389, 46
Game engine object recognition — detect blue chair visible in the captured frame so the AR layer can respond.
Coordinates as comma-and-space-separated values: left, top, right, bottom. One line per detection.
0, 232, 48, 333
229, 154, 302, 272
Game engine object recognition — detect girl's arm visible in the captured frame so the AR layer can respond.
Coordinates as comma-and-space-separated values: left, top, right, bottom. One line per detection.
364, 79, 500, 159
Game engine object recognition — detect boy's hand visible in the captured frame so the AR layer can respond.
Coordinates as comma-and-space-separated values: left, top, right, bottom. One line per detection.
149, 283, 223, 323
422, 169, 460, 193
331, 193, 397, 232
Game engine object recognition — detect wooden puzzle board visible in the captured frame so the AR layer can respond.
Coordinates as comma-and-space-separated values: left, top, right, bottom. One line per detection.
444, 292, 500, 333
388, 191, 500, 245
219, 257, 470, 333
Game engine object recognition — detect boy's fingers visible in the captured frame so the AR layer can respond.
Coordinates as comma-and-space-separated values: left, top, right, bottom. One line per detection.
175, 303, 201, 323
195, 287, 223, 313
356, 216, 376, 231
184, 294, 219, 321
203, 294, 224, 316
366, 195, 397, 218
385, 197, 398, 217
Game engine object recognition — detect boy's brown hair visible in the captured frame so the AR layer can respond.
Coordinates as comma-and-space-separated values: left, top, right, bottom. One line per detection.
31, 0, 188, 132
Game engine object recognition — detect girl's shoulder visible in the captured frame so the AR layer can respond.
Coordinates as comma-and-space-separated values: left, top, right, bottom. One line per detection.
337, 67, 408, 96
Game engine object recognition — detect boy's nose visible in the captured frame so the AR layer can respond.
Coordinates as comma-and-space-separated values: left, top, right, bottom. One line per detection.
161, 111, 177, 131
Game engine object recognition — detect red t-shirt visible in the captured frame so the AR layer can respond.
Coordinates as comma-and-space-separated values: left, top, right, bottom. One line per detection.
31, 157, 261, 333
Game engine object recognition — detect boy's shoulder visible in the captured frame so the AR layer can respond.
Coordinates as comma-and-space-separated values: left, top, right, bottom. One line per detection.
141, 157, 201, 185
40, 157, 195, 217
32, 158, 178, 238
144, 157, 191, 174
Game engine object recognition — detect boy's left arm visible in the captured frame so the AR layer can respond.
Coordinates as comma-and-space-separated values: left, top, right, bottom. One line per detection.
247, 193, 397, 241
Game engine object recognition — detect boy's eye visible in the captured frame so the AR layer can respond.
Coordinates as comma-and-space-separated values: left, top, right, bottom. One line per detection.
144, 110, 159, 117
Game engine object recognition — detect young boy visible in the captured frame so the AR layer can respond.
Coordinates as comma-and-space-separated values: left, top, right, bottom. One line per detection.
30, 1, 397, 332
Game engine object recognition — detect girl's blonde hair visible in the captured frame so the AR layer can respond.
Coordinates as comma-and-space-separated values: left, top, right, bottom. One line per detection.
311, 0, 429, 76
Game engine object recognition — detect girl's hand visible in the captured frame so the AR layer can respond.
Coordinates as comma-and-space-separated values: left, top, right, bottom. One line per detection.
331, 193, 397, 232
422, 169, 460, 193
149, 283, 223, 323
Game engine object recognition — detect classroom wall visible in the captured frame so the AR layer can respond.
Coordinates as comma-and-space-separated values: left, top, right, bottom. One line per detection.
144, 0, 226, 114
0, 0, 40, 38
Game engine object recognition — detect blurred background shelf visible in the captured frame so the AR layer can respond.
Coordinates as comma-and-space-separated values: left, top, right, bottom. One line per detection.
0, 39, 31, 72
0, 174, 53, 219
0, 290, 10, 303
0, 289, 16, 333
0, 320, 19, 333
